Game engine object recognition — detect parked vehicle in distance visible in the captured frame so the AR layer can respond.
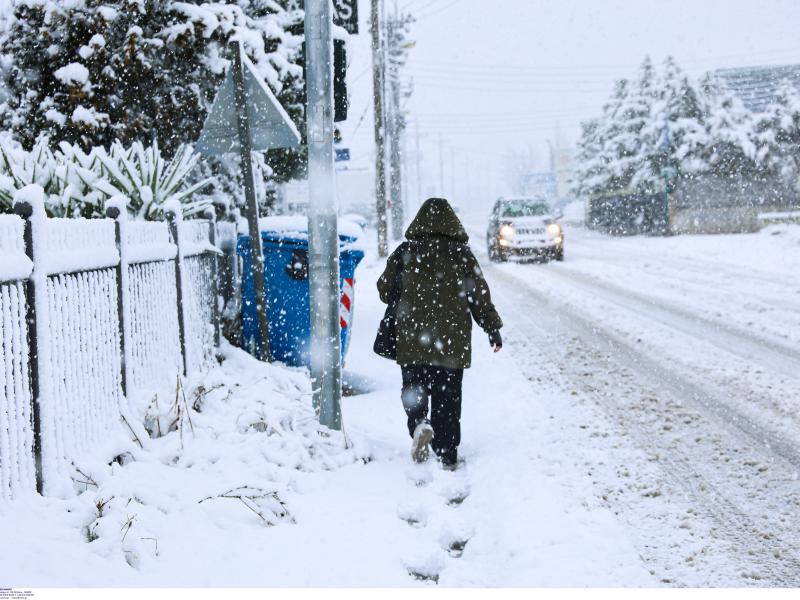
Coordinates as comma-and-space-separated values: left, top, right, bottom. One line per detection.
486, 196, 564, 262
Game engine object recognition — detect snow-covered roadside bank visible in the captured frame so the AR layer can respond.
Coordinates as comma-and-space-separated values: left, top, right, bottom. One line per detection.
1, 232, 655, 587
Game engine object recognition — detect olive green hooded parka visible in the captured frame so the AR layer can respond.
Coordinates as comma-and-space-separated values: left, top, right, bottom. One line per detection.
377, 198, 503, 369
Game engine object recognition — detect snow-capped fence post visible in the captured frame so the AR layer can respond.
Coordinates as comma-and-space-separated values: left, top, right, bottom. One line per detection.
204, 209, 221, 349
219, 217, 239, 312
106, 202, 130, 396
166, 206, 189, 376
13, 195, 45, 495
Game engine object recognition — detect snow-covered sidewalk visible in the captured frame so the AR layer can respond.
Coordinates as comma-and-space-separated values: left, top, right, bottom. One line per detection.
0, 236, 654, 587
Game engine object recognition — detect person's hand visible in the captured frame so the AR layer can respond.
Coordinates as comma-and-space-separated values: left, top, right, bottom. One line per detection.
488, 330, 502, 353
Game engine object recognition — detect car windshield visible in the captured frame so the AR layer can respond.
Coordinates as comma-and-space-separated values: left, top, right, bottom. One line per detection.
501, 201, 549, 217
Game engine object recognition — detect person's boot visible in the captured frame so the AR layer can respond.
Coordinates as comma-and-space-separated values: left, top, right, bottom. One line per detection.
436, 449, 459, 471
411, 420, 434, 463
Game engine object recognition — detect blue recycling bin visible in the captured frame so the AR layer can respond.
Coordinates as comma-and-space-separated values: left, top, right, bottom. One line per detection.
237, 219, 365, 367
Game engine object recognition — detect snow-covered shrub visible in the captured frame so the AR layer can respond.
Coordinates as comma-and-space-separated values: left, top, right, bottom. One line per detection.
0, 137, 61, 212
77, 141, 214, 220
0, 135, 212, 219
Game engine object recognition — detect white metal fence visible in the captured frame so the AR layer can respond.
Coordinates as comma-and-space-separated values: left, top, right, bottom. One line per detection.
0, 199, 227, 500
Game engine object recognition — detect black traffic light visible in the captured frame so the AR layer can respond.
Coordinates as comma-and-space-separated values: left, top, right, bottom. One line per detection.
297, 38, 349, 123
333, 38, 348, 122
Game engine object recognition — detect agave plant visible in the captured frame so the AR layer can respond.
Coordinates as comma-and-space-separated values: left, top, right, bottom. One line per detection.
78, 140, 214, 220
0, 136, 61, 213
0, 136, 214, 219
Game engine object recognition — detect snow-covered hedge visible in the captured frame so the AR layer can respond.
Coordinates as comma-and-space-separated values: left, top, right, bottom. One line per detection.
0, 135, 212, 219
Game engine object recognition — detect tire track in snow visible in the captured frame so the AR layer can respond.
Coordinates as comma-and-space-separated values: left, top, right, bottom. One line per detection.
536, 262, 800, 381
567, 231, 799, 298
486, 263, 800, 586
560, 250, 800, 317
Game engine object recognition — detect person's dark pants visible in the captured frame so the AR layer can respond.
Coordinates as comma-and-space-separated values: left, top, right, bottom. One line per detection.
400, 364, 463, 465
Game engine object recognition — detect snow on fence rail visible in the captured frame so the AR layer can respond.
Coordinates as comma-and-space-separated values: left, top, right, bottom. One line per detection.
0, 215, 35, 499
0, 190, 225, 499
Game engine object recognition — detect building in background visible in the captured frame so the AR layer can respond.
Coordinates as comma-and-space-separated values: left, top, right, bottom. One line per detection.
277, 152, 375, 220
554, 145, 575, 201
714, 63, 800, 112
520, 171, 557, 199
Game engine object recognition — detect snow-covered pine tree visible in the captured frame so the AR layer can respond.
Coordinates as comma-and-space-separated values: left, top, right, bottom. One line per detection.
640, 57, 708, 185
571, 118, 603, 198
0, 0, 305, 203
755, 79, 800, 189
699, 74, 762, 181
615, 56, 658, 192
593, 78, 630, 195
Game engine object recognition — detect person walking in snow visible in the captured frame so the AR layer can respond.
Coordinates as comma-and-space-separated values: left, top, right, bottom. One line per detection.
375, 197, 503, 470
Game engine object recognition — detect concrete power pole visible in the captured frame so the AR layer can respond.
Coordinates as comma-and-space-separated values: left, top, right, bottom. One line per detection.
305, 0, 342, 430
388, 51, 403, 240
371, 0, 388, 257
402, 120, 409, 217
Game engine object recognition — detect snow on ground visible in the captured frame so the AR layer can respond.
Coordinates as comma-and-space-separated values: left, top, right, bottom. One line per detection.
5, 218, 798, 587
0, 228, 656, 588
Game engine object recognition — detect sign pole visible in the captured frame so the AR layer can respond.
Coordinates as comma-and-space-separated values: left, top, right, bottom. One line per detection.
305, 0, 342, 429
231, 40, 271, 362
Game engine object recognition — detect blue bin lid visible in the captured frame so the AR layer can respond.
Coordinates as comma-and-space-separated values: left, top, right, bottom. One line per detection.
256, 216, 363, 250
236, 216, 365, 256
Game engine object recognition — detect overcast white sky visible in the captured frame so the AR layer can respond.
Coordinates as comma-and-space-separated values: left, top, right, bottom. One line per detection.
340, 0, 800, 211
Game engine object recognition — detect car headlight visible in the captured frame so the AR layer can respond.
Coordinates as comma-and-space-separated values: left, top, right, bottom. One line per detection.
499, 224, 514, 239
546, 223, 561, 236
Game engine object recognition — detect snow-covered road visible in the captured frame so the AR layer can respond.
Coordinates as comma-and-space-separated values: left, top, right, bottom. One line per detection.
470, 219, 800, 585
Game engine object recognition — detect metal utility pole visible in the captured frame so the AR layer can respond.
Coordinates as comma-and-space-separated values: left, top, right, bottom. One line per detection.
231, 40, 271, 362
305, 0, 342, 430
371, 0, 388, 257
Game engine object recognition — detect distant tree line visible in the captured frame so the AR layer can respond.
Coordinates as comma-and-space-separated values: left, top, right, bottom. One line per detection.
572, 56, 800, 202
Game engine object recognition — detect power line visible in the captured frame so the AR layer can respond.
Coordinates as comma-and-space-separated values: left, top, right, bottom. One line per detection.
407, 47, 800, 74
411, 80, 612, 93
415, 0, 461, 20
416, 122, 585, 134
406, 0, 439, 14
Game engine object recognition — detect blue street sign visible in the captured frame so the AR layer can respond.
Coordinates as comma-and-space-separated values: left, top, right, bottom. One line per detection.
335, 148, 351, 162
